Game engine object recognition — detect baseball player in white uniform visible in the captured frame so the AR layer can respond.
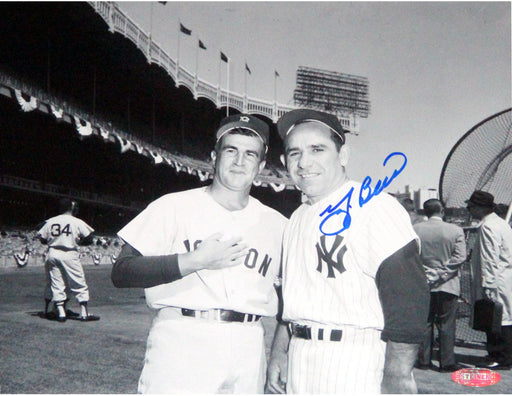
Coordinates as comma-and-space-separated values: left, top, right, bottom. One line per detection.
267, 109, 429, 394
37, 198, 100, 322
112, 114, 287, 393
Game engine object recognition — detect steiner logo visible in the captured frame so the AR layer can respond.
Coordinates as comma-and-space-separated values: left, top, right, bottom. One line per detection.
452, 368, 501, 387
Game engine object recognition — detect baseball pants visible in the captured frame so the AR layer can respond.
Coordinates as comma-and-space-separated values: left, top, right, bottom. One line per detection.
46, 249, 89, 303
44, 261, 53, 301
287, 326, 386, 394
138, 307, 266, 394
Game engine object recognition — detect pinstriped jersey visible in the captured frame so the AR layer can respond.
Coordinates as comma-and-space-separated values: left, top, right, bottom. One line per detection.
118, 187, 287, 316
282, 180, 418, 329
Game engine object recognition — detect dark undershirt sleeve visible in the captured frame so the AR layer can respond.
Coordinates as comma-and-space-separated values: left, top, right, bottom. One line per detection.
78, 233, 94, 246
375, 239, 429, 343
111, 243, 182, 288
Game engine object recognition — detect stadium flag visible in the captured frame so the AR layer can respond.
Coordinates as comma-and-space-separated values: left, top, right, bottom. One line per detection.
177, 21, 191, 72
274, 70, 280, 103
244, 61, 251, 96
195, 39, 207, 81
180, 23, 192, 35
218, 51, 230, 116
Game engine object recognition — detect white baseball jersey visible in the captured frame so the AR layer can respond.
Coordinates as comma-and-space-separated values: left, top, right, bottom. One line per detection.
118, 186, 287, 316
38, 214, 94, 303
38, 214, 94, 250
282, 180, 417, 328
283, 181, 417, 329
282, 180, 418, 393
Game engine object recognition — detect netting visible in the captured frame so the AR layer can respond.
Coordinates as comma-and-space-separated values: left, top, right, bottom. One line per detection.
437, 110, 512, 348
455, 229, 486, 348
440, 108, 512, 208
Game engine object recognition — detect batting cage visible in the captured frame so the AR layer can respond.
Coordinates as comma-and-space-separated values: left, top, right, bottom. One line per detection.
439, 108, 512, 349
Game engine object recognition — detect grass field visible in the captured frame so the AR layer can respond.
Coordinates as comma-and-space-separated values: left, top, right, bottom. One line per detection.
1, 264, 510, 394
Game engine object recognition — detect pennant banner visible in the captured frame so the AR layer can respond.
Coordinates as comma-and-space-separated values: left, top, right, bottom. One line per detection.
135, 143, 144, 154
115, 134, 132, 153
150, 151, 163, 164
73, 116, 93, 137
197, 170, 210, 181
2, 83, 295, 192
270, 182, 286, 192
99, 127, 110, 141
50, 104, 64, 119
14, 249, 30, 267
15, 89, 38, 112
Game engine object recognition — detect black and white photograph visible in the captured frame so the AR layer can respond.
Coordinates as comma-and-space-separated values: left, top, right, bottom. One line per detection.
0, 1, 511, 393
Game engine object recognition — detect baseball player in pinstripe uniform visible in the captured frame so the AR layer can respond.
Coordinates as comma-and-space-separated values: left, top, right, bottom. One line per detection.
112, 114, 287, 393
267, 109, 429, 394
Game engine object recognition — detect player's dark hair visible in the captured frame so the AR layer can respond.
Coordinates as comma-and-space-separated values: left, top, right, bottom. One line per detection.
58, 198, 78, 215
423, 199, 443, 218
215, 128, 266, 161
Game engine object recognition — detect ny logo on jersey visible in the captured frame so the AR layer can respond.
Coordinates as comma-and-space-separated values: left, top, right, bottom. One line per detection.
316, 235, 347, 278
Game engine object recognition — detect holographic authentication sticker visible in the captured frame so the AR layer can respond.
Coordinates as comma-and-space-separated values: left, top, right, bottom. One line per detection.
452, 368, 501, 387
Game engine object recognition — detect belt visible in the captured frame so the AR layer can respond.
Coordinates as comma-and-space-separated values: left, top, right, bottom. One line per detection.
290, 323, 343, 342
181, 308, 261, 323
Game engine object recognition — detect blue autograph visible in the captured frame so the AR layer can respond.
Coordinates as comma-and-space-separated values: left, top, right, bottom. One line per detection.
319, 152, 407, 236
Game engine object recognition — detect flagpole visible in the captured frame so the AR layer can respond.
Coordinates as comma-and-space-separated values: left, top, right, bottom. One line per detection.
177, 20, 181, 72
218, 53, 222, 95
195, 39, 199, 78
226, 58, 230, 116
244, 61, 247, 96
274, 71, 277, 103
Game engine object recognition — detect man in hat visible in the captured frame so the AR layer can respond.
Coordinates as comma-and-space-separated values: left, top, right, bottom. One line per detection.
467, 190, 512, 370
267, 109, 429, 393
111, 114, 287, 393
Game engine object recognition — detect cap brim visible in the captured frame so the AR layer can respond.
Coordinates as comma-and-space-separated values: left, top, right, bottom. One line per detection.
216, 125, 268, 153
277, 109, 345, 143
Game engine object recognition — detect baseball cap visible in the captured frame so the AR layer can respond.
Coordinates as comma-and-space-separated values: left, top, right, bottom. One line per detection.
466, 190, 495, 207
276, 108, 346, 143
216, 114, 269, 148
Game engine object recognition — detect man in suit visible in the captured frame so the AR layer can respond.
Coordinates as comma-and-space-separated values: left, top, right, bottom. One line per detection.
467, 190, 512, 370
414, 199, 466, 372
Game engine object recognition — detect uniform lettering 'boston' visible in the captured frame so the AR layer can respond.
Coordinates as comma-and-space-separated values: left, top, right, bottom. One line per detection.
184, 240, 272, 277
